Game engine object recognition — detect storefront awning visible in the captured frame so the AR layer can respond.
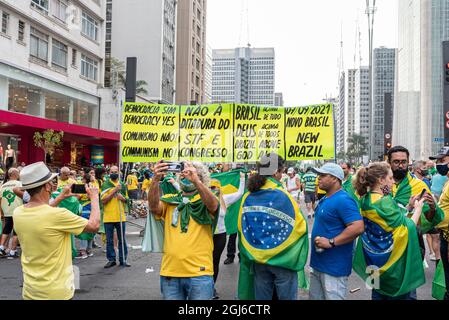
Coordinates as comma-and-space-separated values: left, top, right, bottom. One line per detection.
0, 110, 119, 147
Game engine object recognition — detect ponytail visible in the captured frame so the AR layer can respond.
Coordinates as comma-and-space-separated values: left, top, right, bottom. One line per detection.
353, 162, 391, 197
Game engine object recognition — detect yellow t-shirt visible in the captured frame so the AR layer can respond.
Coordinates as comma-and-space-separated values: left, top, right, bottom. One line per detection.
126, 175, 139, 191
157, 199, 214, 278
315, 179, 326, 195
141, 179, 152, 193
13, 204, 88, 300
101, 180, 127, 223
437, 181, 449, 236
58, 178, 76, 189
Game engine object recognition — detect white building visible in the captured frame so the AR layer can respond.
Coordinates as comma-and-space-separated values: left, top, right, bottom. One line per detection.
212, 47, 275, 105
204, 44, 212, 103
108, 0, 176, 104
336, 72, 345, 154
344, 69, 357, 152
275, 92, 284, 106
394, 0, 449, 160
354, 67, 370, 147
0, 0, 120, 165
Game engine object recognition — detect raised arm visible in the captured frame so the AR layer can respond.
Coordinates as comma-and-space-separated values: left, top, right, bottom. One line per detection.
223, 172, 246, 207
148, 161, 169, 217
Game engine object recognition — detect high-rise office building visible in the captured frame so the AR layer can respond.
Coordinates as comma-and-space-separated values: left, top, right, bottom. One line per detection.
394, 0, 449, 159
336, 72, 345, 154
204, 44, 212, 103
354, 67, 370, 149
344, 69, 357, 152
212, 47, 275, 105
109, 0, 176, 104
175, 0, 207, 105
371, 47, 396, 160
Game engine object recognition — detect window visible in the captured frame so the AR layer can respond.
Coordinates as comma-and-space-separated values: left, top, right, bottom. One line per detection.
52, 39, 67, 69
82, 12, 98, 41
2, 12, 9, 34
72, 48, 77, 66
81, 54, 98, 81
18, 21, 25, 41
30, 27, 48, 62
51, 0, 67, 22
31, 0, 49, 12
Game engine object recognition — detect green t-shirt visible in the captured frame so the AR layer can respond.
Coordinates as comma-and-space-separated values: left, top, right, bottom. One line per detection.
301, 172, 317, 193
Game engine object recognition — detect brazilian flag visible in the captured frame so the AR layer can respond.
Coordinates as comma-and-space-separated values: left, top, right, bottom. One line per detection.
76, 197, 95, 241
353, 193, 425, 297
211, 169, 247, 235
342, 175, 360, 207
393, 173, 444, 233
237, 178, 309, 300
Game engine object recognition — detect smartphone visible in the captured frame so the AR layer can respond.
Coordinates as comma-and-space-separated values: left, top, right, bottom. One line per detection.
71, 184, 87, 194
162, 161, 184, 173
418, 189, 427, 200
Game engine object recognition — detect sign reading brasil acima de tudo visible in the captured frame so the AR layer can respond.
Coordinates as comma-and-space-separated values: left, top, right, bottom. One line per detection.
120, 103, 335, 163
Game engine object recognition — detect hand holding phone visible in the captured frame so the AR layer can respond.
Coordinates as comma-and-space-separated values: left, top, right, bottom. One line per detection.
418, 189, 427, 201
162, 161, 184, 173
71, 184, 87, 194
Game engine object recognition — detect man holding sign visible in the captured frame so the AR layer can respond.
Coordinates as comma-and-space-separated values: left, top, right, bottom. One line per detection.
148, 161, 219, 300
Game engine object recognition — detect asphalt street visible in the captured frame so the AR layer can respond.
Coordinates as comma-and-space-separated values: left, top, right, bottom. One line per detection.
0, 202, 438, 300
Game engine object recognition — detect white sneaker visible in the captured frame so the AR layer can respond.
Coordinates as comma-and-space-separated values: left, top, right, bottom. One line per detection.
429, 253, 437, 261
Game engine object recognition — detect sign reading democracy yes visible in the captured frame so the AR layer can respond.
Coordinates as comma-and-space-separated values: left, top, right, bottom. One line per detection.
121, 103, 335, 163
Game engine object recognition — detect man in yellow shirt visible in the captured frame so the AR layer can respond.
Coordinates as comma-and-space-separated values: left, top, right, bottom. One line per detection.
126, 169, 139, 200
58, 167, 76, 189
141, 171, 152, 200
148, 161, 219, 300
101, 166, 130, 268
13, 162, 100, 300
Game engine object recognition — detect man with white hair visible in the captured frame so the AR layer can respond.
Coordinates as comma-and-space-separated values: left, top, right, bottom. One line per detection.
58, 167, 76, 189
148, 161, 219, 300
0, 168, 23, 258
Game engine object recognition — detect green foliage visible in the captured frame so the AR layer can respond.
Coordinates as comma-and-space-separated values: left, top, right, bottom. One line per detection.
110, 57, 148, 96
33, 130, 64, 163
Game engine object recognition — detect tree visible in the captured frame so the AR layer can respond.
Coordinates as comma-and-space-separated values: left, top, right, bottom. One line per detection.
33, 130, 64, 164
336, 151, 348, 162
110, 57, 149, 96
347, 134, 368, 165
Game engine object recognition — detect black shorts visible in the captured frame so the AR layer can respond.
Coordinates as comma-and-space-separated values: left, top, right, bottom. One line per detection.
304, 192, 316, 204
2, 217, 16, 236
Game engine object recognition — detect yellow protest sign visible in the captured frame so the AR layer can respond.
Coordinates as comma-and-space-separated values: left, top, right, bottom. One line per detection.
120, 102, 335, 163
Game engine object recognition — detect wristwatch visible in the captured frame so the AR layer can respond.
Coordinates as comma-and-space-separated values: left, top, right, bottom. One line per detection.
329, 238, 336, 248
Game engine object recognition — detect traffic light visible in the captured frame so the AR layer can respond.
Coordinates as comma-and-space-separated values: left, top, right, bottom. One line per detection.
384, 134, 392, 156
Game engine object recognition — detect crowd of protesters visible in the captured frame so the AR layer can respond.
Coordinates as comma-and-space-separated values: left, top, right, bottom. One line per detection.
1, 145, 449, 301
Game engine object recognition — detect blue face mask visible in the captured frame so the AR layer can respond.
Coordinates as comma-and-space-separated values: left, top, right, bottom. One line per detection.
179, 178, 197, 193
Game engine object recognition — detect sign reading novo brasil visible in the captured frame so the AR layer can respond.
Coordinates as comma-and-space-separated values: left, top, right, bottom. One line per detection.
121, 103, 335, 163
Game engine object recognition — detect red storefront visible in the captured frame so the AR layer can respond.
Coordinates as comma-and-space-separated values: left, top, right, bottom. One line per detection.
0, 110, 119, 166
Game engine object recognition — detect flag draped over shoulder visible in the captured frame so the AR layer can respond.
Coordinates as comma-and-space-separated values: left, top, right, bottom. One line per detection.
211, 169, 248, 235
100, 179, 130, 213
343, 175, 360, 207
76, 197, 95, 241
353, 193, 425, 297
160, 174, 179, 196
237, 178, 309, 300
392, 173, 444, 233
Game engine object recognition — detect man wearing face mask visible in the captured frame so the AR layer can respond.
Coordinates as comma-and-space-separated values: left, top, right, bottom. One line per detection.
148, 161, 219, 300
430, 147, 449, 300
101, 166, 130, 268
13, 162, 100, 300
387, 146, 445, 297
413, 161, 432, 189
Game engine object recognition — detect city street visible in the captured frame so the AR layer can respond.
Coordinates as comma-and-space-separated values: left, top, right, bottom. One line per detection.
0, 210, 437, 301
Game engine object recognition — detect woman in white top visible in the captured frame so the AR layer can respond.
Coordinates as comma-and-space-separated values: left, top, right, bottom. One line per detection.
286, 168, 301, 202
210, 172, 246, 299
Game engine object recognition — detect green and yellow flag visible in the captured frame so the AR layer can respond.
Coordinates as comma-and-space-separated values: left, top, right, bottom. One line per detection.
392, 173, 444, 233
342, 175, 360, 207
353, 193, 425, 297
211, 169, 248, 235
237, 178, 309, 300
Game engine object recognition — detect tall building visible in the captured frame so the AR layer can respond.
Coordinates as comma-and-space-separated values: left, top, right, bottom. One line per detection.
212, 47, 275, 105
394, 0, 449, 159
344, 69, 357, 152
109, 0, 176, 104
336, 72, 345, 154
175, 0, 207, 105
354, 67, 370, 150
204, 44, 212, 103
371, 47, 396, 160
0, 0, 119, 165
274, 92, 284, 106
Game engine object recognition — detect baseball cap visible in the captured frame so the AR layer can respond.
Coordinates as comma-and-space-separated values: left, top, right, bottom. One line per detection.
429, 147, 449, 160
312, 163, 344, 181
287, 167, 295, 174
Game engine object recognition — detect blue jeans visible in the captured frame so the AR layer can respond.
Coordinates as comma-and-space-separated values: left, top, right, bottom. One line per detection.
160, 276, 214, 300
309, 269, 348, 300
372, 290, 414, 300
104, 222, 128, 264
253, 264, 298, 300
79, 239, 93, 251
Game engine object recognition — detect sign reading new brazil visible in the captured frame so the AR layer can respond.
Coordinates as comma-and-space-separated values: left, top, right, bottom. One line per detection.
121, 103, 335, 163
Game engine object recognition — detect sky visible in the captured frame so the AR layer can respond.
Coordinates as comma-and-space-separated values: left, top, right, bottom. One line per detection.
207, 0, 398, 106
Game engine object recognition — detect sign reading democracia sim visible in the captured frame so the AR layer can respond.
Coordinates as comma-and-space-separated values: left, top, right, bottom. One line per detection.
121, 103, 335, 163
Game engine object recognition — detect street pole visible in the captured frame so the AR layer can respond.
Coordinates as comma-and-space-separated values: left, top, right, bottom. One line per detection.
366, 0, 377, 161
